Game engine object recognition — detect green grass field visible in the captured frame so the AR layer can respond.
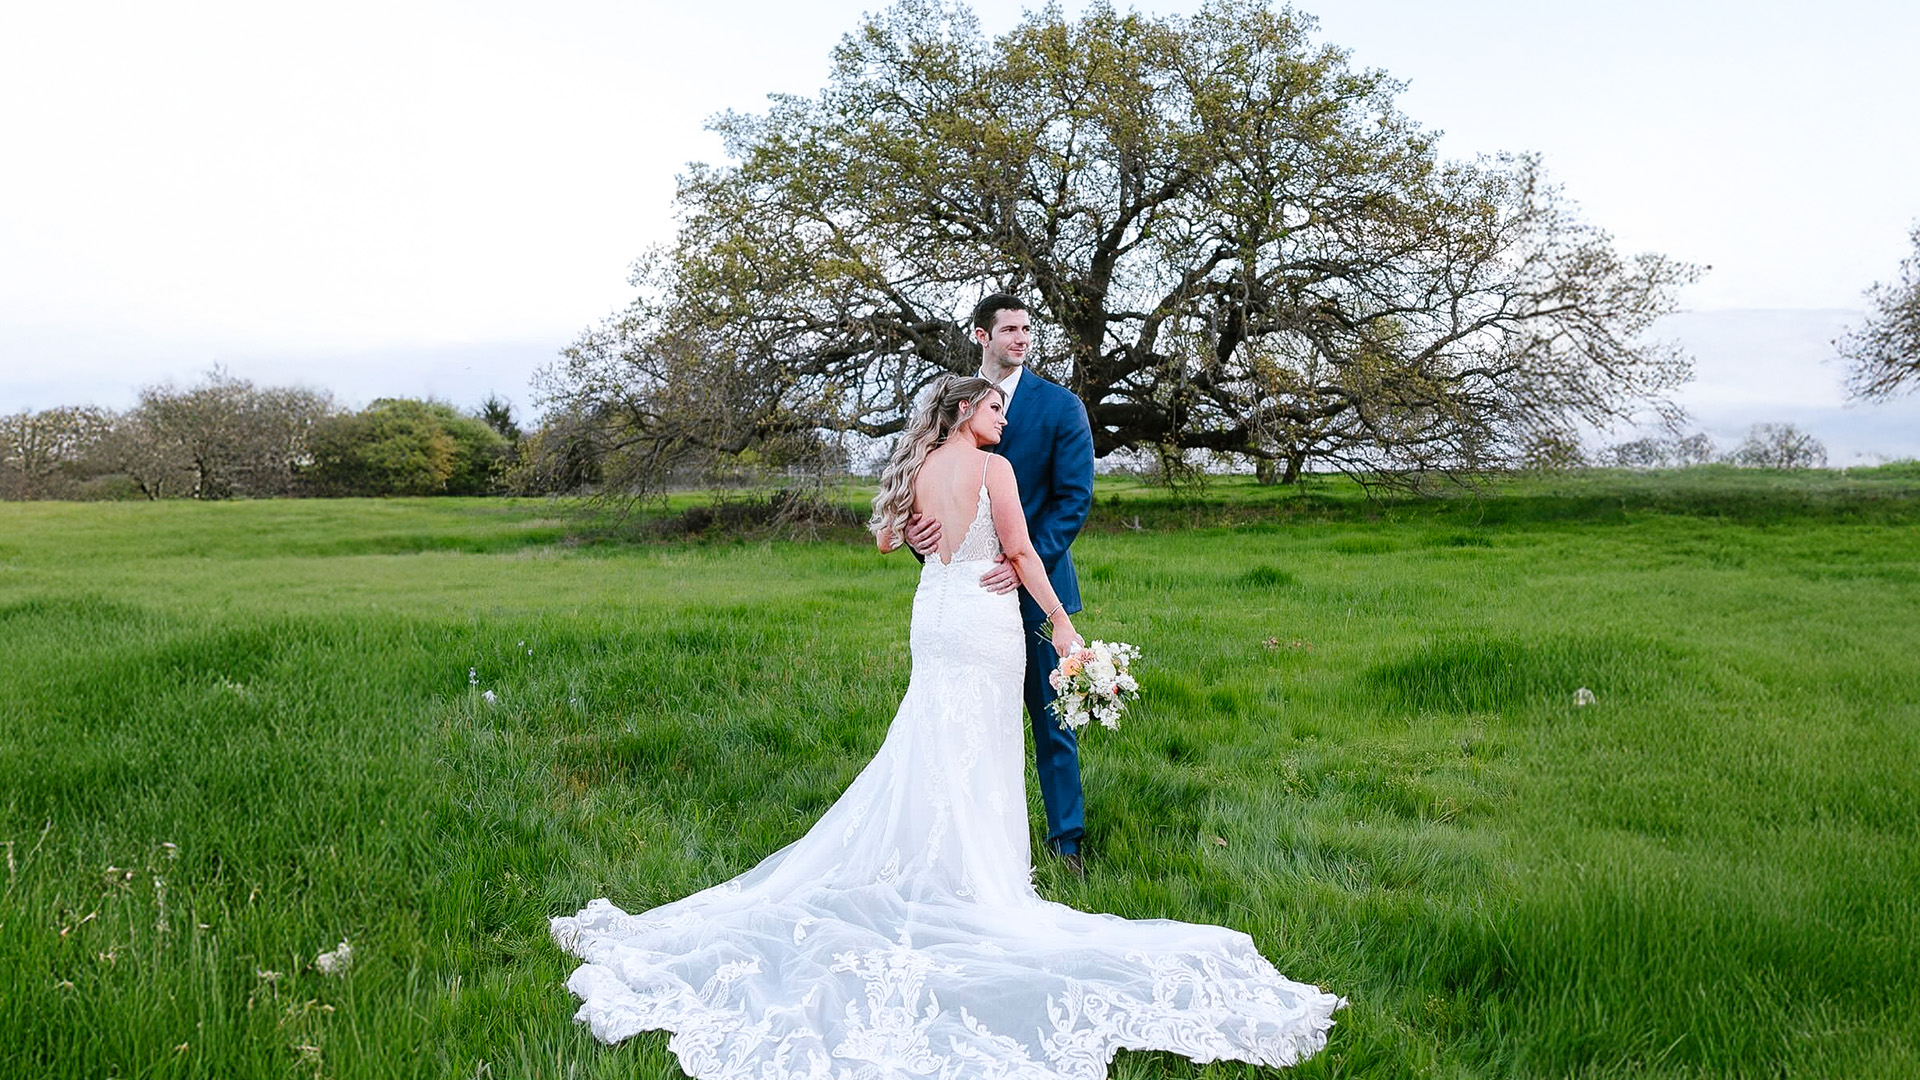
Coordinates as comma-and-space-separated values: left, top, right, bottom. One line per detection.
3, 470, 1917, 1078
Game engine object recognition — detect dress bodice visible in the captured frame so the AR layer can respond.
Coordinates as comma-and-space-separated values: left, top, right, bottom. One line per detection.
939, 483, 1001, 566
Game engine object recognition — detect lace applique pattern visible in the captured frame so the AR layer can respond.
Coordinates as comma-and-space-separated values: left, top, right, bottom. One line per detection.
554, 902, 1340, 1080
946, 485, 1001, 565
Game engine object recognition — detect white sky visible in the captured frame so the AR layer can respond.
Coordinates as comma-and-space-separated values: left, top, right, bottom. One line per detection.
2, 0, 1917, 454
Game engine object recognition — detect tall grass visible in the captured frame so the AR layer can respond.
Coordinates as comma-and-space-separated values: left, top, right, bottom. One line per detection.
2, 474, 1916, 1077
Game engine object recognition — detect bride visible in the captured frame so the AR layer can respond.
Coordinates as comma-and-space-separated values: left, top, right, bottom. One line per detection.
551, 375, 1344, 1078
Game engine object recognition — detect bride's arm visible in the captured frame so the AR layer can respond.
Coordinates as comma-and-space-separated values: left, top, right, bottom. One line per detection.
985, 456, 1078, 654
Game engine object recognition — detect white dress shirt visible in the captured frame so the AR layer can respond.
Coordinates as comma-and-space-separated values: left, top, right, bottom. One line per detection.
981, 367, 1022, 414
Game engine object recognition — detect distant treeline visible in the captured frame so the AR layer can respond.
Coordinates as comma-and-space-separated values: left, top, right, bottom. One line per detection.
0, 371, 542, 501
1594, 426, 1830, 471
2, 370, 1845, 502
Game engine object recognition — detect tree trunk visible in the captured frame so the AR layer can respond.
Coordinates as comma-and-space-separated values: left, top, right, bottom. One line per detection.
1254, 458, 1277, 485
1280, 449, 1306, 485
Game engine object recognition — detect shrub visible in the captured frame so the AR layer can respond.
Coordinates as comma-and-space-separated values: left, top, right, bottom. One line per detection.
304, 399, 508, 496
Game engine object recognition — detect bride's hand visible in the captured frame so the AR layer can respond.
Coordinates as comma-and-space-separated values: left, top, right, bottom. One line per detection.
1051, 614, 1081, 658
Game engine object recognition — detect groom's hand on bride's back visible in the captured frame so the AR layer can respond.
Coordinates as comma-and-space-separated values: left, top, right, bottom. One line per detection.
903, 514, 943, 558
978, 557, 1019, 595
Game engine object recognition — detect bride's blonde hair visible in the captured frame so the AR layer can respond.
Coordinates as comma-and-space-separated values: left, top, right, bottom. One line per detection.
869, 375, 1002, 541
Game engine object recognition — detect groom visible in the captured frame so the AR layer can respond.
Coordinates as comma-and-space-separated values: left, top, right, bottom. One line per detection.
904, 293, 1096, 874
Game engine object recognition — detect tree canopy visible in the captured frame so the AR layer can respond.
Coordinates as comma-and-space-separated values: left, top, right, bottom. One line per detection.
116, 372, 336, 499
540, 0, 1696, 490
1727, 423, 1827, 471
0, 406, 111, 499
306, 399, 509, 497
1839, 224, 1920, 401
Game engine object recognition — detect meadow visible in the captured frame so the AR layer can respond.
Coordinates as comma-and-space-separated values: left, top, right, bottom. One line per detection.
2, 467, 1917, 1078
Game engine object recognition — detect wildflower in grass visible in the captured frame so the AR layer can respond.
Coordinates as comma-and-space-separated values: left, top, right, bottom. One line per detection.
314, 939, 354, 975
482, 689, 497, 705
160, 841, 178, 859
468, 667, 479, 686
1048, 640, 1142, 731
1575, 687, 1597, 706
256, 969, 282, 983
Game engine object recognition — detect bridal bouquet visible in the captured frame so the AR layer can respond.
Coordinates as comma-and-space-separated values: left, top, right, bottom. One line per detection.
1049, 640, 1141, 731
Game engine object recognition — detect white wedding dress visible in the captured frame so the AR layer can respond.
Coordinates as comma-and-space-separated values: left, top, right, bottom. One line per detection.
551, 479, 1344, 1078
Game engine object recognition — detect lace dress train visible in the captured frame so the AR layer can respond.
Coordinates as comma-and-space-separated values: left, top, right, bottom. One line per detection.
551, 486, 1343, 1078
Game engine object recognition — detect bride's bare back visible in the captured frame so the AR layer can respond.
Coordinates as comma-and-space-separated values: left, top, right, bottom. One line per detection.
913, 447, 994, 565
905, 398, 1072, 655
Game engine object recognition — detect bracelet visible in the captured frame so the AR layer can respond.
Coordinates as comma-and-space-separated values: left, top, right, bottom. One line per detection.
1045, 602, 1065, 622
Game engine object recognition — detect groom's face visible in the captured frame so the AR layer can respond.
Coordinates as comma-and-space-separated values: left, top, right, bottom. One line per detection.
974, 309, 1031, 368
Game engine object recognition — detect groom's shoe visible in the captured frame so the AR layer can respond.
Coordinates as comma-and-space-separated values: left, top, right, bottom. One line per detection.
1058, 852, 1086, 878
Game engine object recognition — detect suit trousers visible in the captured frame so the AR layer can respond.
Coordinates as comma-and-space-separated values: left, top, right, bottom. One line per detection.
1024, 619, 1085, 854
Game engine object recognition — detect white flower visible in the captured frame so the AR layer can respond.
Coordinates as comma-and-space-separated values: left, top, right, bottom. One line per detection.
1049, 639, 1144, 731
481, 690, 497, 705
468, 667, 478, 686
1574, 687, 1596, 707
314, 939, 354, 976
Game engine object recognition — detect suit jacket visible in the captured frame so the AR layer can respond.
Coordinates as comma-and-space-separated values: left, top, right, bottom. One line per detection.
991, 368, 1095, 624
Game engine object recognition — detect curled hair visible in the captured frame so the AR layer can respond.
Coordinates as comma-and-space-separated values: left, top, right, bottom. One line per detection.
870, 375, 1001, 541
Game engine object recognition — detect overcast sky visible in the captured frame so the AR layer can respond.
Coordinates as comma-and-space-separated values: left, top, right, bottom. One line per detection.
2, 0, 1916, 456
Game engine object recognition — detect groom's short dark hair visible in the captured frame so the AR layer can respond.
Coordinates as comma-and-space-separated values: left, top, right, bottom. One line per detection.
970, 293, 1028, 335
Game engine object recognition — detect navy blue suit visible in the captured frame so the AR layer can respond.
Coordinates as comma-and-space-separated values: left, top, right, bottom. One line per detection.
989, 368, 1095, 855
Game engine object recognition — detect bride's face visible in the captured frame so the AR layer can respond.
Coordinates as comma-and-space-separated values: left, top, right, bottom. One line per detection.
960, 393, 1007, 446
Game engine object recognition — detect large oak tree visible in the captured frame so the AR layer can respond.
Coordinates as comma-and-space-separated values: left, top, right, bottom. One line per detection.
543, 0, 1696, 490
